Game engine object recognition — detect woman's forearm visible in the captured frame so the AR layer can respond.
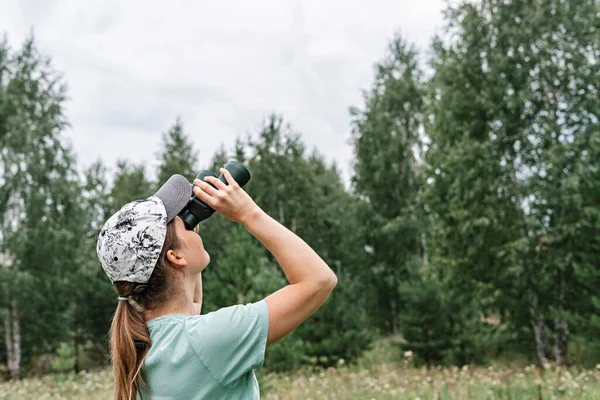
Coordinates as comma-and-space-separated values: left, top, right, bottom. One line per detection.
242, 207, 336, 286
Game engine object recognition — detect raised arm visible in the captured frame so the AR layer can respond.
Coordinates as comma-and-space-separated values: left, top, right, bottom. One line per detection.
193, 168, 337, 345
241, 206, 337, 345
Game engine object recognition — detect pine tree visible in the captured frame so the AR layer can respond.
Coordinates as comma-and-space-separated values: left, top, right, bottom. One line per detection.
396, 271, 451, 366
155, 118, 199, 185
350, 35, 425, 333
294, 154, 373, 367
244, 115, 373, 368
110, 161, 153, 212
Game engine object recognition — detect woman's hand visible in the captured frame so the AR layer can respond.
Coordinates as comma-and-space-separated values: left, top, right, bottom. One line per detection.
192, 167, 260, 224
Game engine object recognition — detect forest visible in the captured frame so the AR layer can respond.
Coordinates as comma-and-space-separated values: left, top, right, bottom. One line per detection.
0, 1, 598, 393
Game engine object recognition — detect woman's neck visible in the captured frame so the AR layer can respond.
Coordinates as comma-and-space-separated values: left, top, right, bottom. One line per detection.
144, 273, 201, 321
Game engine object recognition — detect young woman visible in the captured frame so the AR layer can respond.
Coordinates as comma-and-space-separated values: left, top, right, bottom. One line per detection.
96, 167, 337, 400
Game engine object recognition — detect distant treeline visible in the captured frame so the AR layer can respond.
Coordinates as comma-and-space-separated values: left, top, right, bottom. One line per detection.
0, 0, 598, 380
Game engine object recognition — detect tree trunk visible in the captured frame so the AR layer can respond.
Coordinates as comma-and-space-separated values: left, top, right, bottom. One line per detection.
2, 252, 21, 380
73, 302, 80, 373
421, 232, 428, 266
554, 268, 568, 365
423, 326, 430, 366
529, 301, 550, 364
4, 295, 22, 379
390, 297, 397, 334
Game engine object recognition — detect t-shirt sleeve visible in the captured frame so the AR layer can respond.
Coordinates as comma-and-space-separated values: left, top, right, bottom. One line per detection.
186, 300, 269, 386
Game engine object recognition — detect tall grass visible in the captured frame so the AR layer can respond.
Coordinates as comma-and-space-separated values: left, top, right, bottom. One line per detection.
1, 339, 599, 399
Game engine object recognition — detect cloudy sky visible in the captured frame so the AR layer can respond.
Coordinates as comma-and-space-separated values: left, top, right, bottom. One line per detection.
1, 0, 448, 184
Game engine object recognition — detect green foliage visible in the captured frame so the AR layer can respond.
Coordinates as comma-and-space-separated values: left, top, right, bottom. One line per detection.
201, 116, 374, 371
423, 0, 600, 365
0, 35, 86, 375
396, 260, 453, 366
297, 268, 374, 368
109, 161, 153, 212
350, 34, 426, 333
1, 0, 599, 380
202, 225, 284, 311
200, 222, 310, 373
51, 343, 75, 373
248, 115, 374, 368
262, 331, 307, 372
74, 161, 115, 362
155, 118, 199, 185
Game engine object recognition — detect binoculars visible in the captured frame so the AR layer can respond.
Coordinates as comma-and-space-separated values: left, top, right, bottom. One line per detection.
179, 160, 251, 230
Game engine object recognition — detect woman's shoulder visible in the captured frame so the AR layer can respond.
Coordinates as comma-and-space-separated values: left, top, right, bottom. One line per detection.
191, 300, 268, 330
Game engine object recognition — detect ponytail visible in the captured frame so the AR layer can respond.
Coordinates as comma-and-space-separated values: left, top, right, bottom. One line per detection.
110, 290, 151, 400
110, 220, 182, 400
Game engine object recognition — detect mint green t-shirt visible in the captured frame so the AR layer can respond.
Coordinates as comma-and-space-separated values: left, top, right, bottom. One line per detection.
138, 300, 269, 400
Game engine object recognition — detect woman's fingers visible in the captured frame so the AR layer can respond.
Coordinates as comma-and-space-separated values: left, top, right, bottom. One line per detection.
192, 168, 248, 221
194, 179, 219, 197
203, 175, 228, 191
192, 185, 216, 207
219, 168, 239, 188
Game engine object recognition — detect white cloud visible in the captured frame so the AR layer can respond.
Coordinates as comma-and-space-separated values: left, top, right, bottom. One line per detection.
0, 0, 447, 184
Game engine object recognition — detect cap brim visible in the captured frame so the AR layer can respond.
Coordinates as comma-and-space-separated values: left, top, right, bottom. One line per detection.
154, 174, 192, 222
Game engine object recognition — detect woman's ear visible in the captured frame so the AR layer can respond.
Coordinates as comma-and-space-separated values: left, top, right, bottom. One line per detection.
166, 249, 188, 268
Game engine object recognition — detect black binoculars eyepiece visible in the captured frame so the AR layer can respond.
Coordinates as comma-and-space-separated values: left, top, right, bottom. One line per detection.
179, 160, 251, 230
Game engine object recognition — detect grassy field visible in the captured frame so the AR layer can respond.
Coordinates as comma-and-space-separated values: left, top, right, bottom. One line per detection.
261, 363, 600, 399
1, 363, 599, 399
1, 340, 599, 399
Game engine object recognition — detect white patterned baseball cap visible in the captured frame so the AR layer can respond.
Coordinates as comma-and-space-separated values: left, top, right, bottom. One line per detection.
97, 174, 192, 284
